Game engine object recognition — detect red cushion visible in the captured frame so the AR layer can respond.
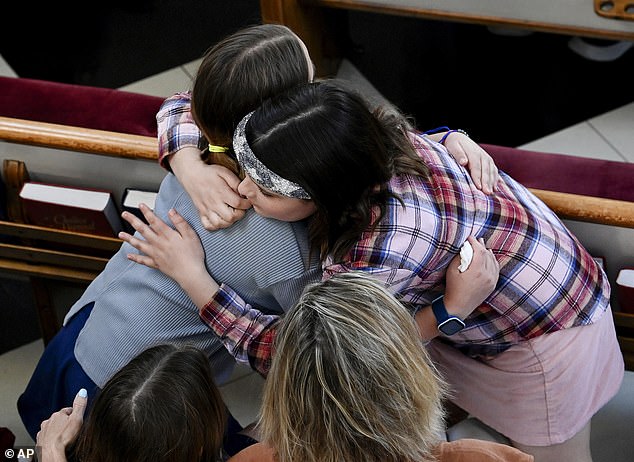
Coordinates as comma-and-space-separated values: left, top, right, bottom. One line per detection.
482, 143, 634, 203
0, 76, 163, 138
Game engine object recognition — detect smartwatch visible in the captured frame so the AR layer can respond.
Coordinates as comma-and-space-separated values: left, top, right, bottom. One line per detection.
431, 295, 465, 336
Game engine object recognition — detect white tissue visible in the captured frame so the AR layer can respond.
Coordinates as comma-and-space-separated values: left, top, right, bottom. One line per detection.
458, 240, 473, 273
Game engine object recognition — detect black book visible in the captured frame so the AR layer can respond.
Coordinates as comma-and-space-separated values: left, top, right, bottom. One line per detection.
121, 188, 158, 234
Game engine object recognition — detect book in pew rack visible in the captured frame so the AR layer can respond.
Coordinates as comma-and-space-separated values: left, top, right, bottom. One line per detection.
19, 182, 124, 237
120, 188, 158, 234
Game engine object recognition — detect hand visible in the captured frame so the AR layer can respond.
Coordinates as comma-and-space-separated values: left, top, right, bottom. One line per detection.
36, 389, 87, 461
169, 147, 251, 230
119, 205, 219, 307
443, 236, 499, 319
443, 132, 499, 194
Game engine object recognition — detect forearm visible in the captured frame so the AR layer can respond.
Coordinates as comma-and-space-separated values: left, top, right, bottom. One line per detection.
178, 267, 220, 309
168, 146, 207, 182
199, 284, 279, 377
39, 447, 68, 462
415, 305, 441, 341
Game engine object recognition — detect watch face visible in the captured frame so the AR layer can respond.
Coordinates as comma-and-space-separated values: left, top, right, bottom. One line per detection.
438, 317, 465, 335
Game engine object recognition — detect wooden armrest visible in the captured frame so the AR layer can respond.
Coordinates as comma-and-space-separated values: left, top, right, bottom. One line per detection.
529, 189, 634, 229
0, 116, 157, 160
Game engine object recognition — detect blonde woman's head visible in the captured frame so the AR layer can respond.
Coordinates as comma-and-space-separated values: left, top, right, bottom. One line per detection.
260, 272, 447, 462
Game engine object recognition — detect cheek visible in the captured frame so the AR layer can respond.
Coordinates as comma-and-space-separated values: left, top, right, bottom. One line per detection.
255, 199, 315, 222
278, 201, 317, 222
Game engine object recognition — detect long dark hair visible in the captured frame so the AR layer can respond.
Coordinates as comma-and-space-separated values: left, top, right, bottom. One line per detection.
71, 344, 226, 462
246, 81, 429, 262
192, 24, 310, 150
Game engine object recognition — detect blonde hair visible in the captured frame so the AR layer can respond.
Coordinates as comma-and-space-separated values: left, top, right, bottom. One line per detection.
259, 272, 447, 462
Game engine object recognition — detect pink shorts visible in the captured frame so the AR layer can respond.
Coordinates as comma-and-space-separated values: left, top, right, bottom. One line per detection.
427, 308, 624, 446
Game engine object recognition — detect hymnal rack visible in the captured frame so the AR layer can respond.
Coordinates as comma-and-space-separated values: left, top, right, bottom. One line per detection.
0, 116, 158, 343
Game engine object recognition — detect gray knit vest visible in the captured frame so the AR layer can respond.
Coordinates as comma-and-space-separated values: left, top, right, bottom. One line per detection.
65, 173, 320, 387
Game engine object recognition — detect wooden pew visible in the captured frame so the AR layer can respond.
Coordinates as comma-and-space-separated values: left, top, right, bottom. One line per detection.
0, 117, 160, 343
261, 0, 634, 76
0, 76, 163, 343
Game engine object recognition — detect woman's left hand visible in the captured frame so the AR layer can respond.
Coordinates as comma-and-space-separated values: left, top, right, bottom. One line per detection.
443, 131, 499, 194
120, 204, 206, 285
36, 389, 87, 461
119, 204, 220, 307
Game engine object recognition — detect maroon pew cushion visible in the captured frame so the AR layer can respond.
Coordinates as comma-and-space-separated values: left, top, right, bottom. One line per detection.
0, 76, 164, 138
1, 76, 631, 205
482, 144, 634, 204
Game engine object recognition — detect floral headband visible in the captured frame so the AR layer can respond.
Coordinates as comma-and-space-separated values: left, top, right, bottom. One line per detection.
232, 111, 311, 200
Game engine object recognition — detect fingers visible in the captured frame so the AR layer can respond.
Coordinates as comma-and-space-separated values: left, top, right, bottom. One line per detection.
224, 194, 252, 211
138, 203, 171, 234
467, 235, 482, 248
470, 236, 499, 281
490, 163, 499, 192
206, 204, 232, 224
124, 250, 158, 269
456, 151, 469, 166
201, 207, 247, 231
201, 211, 234, 231
479, 155, 499, 195
168, 208, 197, 239
120, 209, 157, 239
468, 151, 483, 190
121, 205, 179, 242
229, 197, 252, 211
71, 388, 88, 421
118, 230, 158, 268
217, 168, 253, 211
118, 229, 150, 251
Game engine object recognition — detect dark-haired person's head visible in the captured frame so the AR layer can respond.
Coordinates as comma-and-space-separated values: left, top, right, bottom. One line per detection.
192, 24, 313, 151
234, 81, 427, 261
71, 344, 226, 462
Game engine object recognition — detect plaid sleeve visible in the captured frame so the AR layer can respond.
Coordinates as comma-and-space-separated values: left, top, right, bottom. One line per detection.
199, 283, 278, 378
156, 92, 205, 171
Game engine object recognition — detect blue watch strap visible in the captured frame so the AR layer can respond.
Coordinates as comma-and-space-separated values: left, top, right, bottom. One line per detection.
431, 295, 465, 335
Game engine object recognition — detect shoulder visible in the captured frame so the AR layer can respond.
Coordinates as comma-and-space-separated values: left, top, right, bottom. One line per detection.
435, 439, 534, 462
227, 442, 276, 462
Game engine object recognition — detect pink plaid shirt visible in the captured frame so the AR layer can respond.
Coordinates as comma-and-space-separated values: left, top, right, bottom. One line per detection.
160, 95, 608, 370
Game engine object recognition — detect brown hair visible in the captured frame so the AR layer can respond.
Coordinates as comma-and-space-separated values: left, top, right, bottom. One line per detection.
192, 23, 310, 151
71, 344, 226, 462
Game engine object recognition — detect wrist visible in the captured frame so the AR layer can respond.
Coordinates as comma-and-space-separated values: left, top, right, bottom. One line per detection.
179, 269, 220, 308
440, 294, 462, 317
414, 306, 443, 341
431, 295, 465, 336
169, 147, 205, 177
439, 128, 469, 145
40, 445, 67, 462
